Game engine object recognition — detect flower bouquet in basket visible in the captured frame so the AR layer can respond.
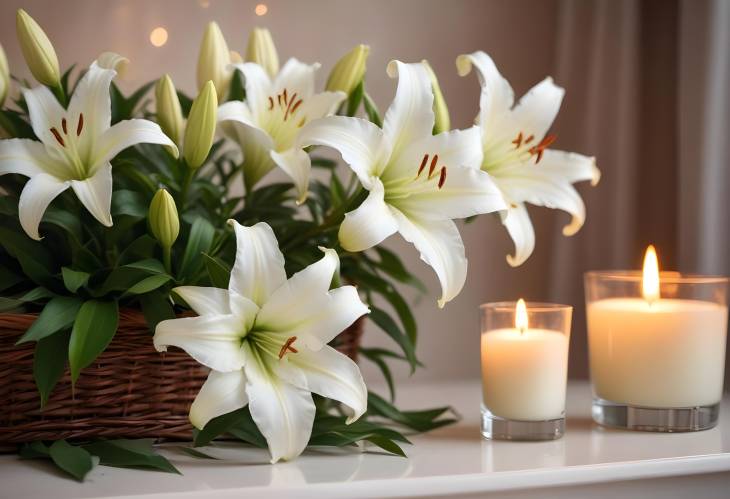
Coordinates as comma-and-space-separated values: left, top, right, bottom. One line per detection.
0, 10, 599, 479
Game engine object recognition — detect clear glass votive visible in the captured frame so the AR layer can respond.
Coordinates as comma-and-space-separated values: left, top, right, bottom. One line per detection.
585, 271, 729, 432
480, 301, 572, 441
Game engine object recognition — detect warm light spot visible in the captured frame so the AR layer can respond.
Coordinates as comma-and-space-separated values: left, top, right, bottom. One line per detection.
255, 3, 268, 15
515, 299, 528, 333
642, 245, 660, 303
199, 0, 210, 7
150, 27, 168, 47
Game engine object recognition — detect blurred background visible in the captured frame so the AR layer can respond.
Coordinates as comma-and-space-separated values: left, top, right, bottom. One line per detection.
1, 0, 729, 384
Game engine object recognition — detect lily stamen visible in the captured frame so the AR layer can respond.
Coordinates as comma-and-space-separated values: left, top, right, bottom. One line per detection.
76, 113, 84, 136
50, 127, 65, 147
278, 336, 299, 359
61, 118, 68, 135
428, 154, 439, 178
438, 166, 447, 188
528, 134, 556, 164
417, 153, 429, 177
511, 132, 522, 148
268, 96, 274, 110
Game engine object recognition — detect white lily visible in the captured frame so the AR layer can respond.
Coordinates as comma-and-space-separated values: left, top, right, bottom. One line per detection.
0, 53, 177, 240
457, 51, 600, 266
153, 220, 369, 463
217, 59, 346, 202
295, 61, 507, 307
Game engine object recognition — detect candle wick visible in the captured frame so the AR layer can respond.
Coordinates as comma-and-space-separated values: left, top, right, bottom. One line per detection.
519, 327, 525, 336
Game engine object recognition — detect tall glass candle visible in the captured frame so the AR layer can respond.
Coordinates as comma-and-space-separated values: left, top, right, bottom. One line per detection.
480, 300, 572, 441
585, 245, 729, 432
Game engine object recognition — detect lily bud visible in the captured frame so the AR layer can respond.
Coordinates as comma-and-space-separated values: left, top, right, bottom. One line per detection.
155, 74, 184, 146
422, 60, 450, 134
245, 28, 279, 78
183, 80, 218, 169
0, 44, 9, 107
326, 44, 369, 95
197, 22, 231, 100
149, 189, 179, 249
15, 9, 60, 87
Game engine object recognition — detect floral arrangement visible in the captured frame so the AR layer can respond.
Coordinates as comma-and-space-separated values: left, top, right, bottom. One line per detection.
0, 9, 598, 479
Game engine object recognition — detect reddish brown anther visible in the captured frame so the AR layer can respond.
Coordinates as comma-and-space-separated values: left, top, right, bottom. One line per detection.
76, 114, 84, 136
511, 132, 523, 148
282, 88, 288, 105
61, 118, 68, 135
428, 154, 439, 177
417, 154, 429, 177
50, 127, 65, 147
284, 93, 299, 121
289, 98, 303, 117
278, 336, 299, 359
438, 166, 447, 188
268, 96, 274, 110
528, 134, 556, 164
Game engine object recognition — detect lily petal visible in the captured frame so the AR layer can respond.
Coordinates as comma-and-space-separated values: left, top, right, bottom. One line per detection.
174, 286, 232, 316
297, 116, 387, 187
0, 138, 53, 177
383, 61, 435, 159
539, 149, 601, 186
338, 177, 399, 252
298, 91, 346, 121
273, 58, 319, 98
256, 249, 369, 350
510, 77, 564, 145
94, 119, 178, 169
456, 51, 514, 135
218, 114, 276, 189
394, 165, 506, 221
227, 220, 287, 307
500, 203, 535, 267
67, 61, 116, 153
494, 163, 587, 237
287, 345, 367, 423
270, 148, 311, 204
232, 62, 272, 119
18, 173, 69, 240
153, 314, 247, 372
21, 86, 65, 149
245, 346, 316, 463
392, 211, 467, 308
70, 162, 112, 227
190, 370, 249, 430
389, 126, 483, 183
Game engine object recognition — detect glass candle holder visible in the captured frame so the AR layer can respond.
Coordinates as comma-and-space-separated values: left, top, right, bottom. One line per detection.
585, 271, 729, 432
480, 301, 572, 441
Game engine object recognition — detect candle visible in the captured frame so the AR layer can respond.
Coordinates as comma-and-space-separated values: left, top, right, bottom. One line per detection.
480, 300, 571, 440
585, 245, 729, 431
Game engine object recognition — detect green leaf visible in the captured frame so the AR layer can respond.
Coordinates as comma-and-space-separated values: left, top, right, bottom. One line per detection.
374, 246, 426, 292
0, 264, 22, 292
82, 439, 180, 474
179, 218, 215, 280
16, 296, 82, 344
194, 406, 264, 447
49, 440, 97, 481
346, 80, 364, 116
19, 286, 54, 302
0, 226, 56, 287
62, 267, 90, 293
19, 440, 51, 459
367, 391, 457, 432
365, 435, 406, 457
0, 297, 22, 312
360, 347, 397, 401
124, 259, 167, 274
139, 290, 175, 332
368, 307, 417, 372
126, 274, 172, 295
111, 189, 149, 218
68, 300, 119, 383
202, 252, 230, 289
34, 330, 70, 407
43, 206, 83, 242
363, 92, 383, 127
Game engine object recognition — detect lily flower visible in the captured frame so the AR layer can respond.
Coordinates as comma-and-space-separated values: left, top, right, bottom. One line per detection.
457, 51, 600, 266
217, 59, 346, 202
294, 61, 507, 307
0, 53, 177, 240
153, 220, 369, 463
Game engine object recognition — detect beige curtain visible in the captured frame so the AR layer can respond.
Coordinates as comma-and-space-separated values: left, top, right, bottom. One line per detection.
548, 0, 730, 378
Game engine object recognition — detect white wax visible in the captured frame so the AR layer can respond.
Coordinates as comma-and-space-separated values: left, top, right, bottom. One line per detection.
481, 328, 569, 421
587, 298, 728, 407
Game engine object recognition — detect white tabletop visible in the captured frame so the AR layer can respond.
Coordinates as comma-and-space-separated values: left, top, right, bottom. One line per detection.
2, 380, 729, 499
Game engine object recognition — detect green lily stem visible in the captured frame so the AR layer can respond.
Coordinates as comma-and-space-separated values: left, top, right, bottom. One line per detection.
162, 245, 172, 274
180, 168, 194, 208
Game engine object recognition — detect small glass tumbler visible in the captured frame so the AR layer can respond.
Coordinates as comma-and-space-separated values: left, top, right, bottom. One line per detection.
480, 301, 572, 441
585, 271, 729, 432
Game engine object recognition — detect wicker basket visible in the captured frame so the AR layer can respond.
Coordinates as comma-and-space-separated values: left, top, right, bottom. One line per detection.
0, 309, 364, 450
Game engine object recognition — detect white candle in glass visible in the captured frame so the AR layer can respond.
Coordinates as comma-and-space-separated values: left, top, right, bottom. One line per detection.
481, 300, 570, 421
588, 246, 728, 408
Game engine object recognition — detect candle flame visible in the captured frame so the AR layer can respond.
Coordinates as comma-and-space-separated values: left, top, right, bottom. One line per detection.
515, 298, 528, 333
642, 245, 660, 303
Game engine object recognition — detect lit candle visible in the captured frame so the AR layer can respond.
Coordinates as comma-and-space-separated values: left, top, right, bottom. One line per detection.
480, 300, 571, 440
585, 246, 729, 431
